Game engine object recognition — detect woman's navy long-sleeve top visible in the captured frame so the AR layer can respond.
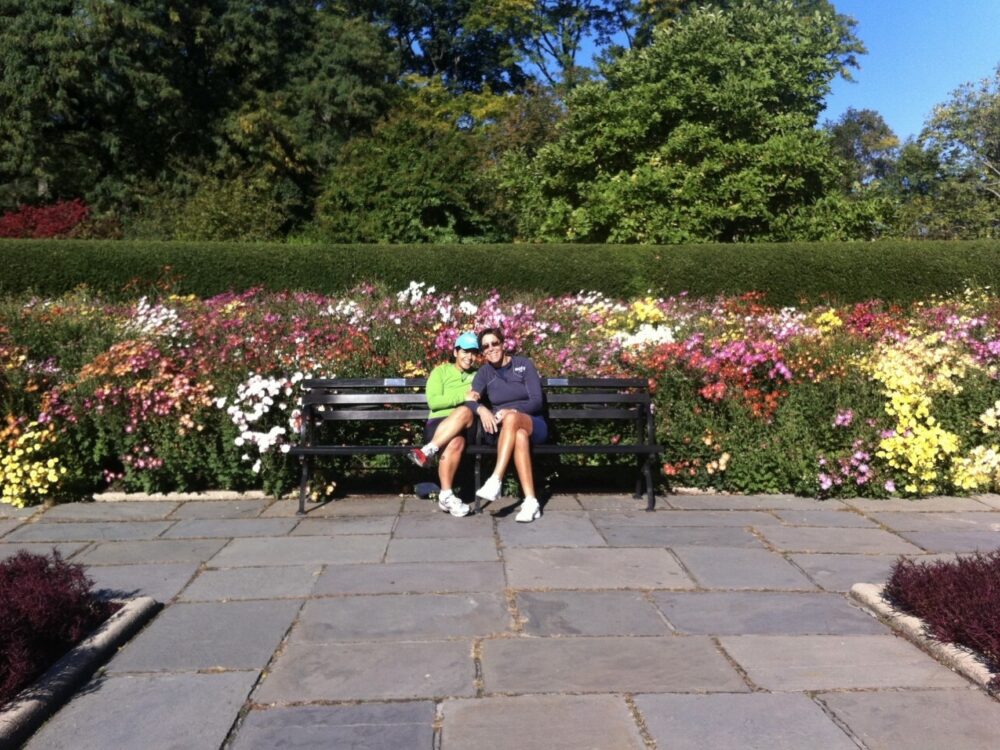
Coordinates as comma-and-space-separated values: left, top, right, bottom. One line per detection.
471, 356, 543, 415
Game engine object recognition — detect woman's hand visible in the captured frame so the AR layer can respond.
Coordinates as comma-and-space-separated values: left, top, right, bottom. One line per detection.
466, 390, 480, 401
478, 405, 498, 434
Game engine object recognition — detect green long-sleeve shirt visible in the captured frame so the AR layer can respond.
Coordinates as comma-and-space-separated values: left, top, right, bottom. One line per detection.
426, 362, 476, 418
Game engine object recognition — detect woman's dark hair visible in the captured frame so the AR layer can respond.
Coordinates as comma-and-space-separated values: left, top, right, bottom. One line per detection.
478, 328, 505, 349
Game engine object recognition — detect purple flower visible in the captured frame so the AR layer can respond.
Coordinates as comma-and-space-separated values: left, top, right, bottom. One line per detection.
833, 409, 854, 427
884, 480, 896, 493
818, 473, 833, 491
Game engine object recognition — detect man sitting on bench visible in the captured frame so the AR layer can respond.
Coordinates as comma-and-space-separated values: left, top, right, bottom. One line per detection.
408, 332, 482, 517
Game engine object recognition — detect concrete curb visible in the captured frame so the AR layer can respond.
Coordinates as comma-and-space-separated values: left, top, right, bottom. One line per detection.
93, 490, 274, 502
850, 582, 997, 694
0, 596, 161, 750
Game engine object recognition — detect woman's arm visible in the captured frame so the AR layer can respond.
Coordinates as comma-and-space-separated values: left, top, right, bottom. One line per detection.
521, 358, 544, 415
425, 365, 453, 412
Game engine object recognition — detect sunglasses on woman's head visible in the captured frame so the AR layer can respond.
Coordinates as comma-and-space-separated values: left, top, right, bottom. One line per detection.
482, 341, 502, 349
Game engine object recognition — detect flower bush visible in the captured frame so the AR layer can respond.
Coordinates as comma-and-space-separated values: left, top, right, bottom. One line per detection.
3, 282, 1000, 505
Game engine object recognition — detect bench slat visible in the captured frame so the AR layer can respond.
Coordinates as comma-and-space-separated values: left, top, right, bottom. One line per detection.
303, 393, 429, 405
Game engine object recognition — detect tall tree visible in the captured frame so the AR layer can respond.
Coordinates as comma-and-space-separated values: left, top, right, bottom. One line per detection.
823, 107, 899, 191
510, 0, 864, 242
342, 0, 527, 92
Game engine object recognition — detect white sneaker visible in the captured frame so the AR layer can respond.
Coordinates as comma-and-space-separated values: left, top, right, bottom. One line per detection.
476, 475, 502, 503
438, 491, 470, 518
515, 497, 541, 523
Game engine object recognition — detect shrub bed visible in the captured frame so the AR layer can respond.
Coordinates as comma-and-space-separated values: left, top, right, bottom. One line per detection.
0, 552, 116, 706
3, 283, 1000, 504
3, 240, 1000, 304
885, 552, 1000, 689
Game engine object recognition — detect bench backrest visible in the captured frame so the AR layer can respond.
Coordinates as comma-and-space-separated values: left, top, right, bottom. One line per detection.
297, 376, 655, 445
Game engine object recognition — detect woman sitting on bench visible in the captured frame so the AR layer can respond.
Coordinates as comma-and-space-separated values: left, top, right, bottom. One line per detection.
408, 332, 482, 517
470, 327, 548, 523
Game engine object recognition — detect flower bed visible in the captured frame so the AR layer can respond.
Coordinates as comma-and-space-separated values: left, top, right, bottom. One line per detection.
3, 283, 1000, 505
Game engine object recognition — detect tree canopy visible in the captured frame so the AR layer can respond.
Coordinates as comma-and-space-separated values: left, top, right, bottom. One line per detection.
0, 0, 996, 243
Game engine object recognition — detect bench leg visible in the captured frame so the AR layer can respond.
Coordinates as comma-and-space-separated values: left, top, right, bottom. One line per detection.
644, 456, 656, 511
474, 453, 482, 514
297, 455, 310, 516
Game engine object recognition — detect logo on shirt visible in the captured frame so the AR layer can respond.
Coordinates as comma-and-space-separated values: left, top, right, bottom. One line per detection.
514, 366, 526, 374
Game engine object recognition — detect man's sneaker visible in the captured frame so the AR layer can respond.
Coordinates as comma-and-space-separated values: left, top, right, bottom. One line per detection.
408, 448, 431, 468
515, 497, 541, 523
438, 491, 470, 517
475, 475, 502, 503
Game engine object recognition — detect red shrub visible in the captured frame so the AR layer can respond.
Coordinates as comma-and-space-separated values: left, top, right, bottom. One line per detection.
0, 200, 91, 239
0, 551, 114, 706
885, 551, 1000, 689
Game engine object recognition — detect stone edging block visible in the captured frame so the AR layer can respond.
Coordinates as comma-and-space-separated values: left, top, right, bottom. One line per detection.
0, 596, 161, 749
93, 490, 274, 502
850, 582, 997, 694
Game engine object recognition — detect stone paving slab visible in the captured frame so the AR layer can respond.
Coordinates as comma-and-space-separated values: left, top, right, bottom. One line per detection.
75, 538, 228, 564
442, 694, 647, 750
4, 520, 173, 542
772, 509, 880, 528
787, 553, 906, 591
718, 635, 971, 690
392, 512, 495, 538
842, 497, 993, 512
231, 702, 436, 750
38, 500, 179, 521
261, 497, 403, 517
483, 636, 747, 694
180, 565, 321, 601
86, 561, 201, 602
289, 516, 396, 535
107, 600, 302, 673
897, 529, 1000, 553
161, 517, 297, 538
386, 537, 499, 562
0, 541, 88, 561
973, 493, 1000, 509
516, 591, 669, 636
505, 547, 695, 589
756, 526, 923, 554
591, 509, 781, 527
670, 546, 818, 590
293, 593, 511, 642
575, 495, 655, 511
168, 499, 269, 519
108, 599, 302, 672
652, 592, 885, 635
498, 512, 606, 547
634, 693, 857, 750
24, 671, 258, 750
818, 688, 1000, 750
600, 524, 765, 548
667, 495, 846, 510
210, 535, 388, 566
255, 640, 476, 702
0, 503, 39, 518
868, 511, 1000, 532
313, 561, 506, 595
0, 519, 21, 537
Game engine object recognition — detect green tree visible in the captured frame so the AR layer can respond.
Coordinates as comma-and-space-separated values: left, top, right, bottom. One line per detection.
512, 0, 864, 242
823, 107, 899, 191
0, 1, 395, 223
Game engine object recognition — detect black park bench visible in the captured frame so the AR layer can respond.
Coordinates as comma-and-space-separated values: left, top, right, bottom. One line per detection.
287, 376, 663, 515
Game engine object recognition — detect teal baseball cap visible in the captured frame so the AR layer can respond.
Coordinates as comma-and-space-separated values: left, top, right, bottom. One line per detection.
454, 332, 480, 351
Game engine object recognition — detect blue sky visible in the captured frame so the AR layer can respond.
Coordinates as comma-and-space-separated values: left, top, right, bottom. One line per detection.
823, 0, 1000, 140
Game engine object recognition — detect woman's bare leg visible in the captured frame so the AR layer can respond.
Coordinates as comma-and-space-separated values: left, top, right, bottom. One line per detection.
512, 428, 536, 498
489, 413, 533, 480
438, 436, 465, 492
429, 406, 474, 449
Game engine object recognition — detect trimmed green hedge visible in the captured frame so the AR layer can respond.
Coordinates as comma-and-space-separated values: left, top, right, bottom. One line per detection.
3, 240, 1000, 303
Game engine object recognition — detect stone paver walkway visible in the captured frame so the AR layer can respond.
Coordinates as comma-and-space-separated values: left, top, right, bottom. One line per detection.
4, 492, 1000, 749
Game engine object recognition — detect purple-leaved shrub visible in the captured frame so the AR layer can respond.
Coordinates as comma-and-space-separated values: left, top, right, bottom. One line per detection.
885, 551, 1000, 689
0, 551, 115, 706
